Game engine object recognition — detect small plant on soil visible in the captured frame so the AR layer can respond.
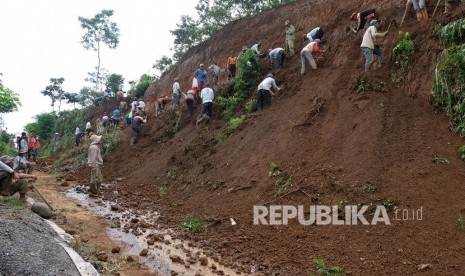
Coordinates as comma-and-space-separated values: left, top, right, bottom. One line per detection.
311, 258, 344, 276
216, 116, 245, 142
158, 182, 171, 197
269, 162, 294, 196
435, 17, 465, 45
459, 146, 465, 162
245, 99, 257, 114
458, 215, 465, 229
391, 31, 414, 83
181, 215, 208, 232
433, 157, 450, 165
382, 199, 400, 213
362, 181, 378, 193
353, 77, 387, 93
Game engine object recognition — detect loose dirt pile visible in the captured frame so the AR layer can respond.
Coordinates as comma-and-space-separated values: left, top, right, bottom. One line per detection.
71, 0, 465, 274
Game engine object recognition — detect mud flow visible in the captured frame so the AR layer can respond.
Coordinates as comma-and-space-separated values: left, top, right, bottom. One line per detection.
66, 184, 245, 275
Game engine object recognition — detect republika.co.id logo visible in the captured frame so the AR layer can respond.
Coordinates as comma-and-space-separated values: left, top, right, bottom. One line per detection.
253, 205, 423, 226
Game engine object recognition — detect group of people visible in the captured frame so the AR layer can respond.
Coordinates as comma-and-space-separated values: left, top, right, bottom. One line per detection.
0, 132, 39, 203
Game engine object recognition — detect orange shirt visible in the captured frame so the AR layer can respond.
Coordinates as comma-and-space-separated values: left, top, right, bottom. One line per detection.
226, 56, 237, 66
34, 139, 41, 149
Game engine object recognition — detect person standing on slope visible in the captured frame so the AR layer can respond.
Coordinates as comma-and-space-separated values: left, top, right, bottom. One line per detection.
268, 47, 286, 69
284, 20, 296, 57
256, 74, 281, 110
208, 62, 224, 87
406, 0, 428, 20
196, 84, 214, 125
350, 8, 379, 33
194, 64, 208, 92
300, 39, 325, 76
303, 27, 324, 42
130, 112, 147, 145
172, 78, 182, 109
226, 51, 237, 79
87, 129, 103, 196
182, 90, 196, 117
361, 20, 388, 72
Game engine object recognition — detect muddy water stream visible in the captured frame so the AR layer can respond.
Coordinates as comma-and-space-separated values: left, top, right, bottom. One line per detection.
66, 186, 245, 276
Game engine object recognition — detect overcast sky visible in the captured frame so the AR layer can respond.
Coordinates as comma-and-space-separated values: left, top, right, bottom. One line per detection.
0, 0, 197, 134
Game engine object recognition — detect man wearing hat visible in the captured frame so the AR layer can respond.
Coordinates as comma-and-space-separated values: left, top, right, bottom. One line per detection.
360, 20, 388, 72
87, 129, 103, 196
284, 20, 296, 57
0, 155, 36, 202
256, 73, 282, 110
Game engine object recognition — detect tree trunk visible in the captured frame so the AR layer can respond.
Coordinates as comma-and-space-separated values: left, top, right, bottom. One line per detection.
97, 40, 101, 92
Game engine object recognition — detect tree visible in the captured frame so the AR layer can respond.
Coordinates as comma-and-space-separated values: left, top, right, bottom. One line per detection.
78, 9, 120, 91
63, 92, 80, 108
170, 15, 203, 61
106, 73, 124, 93
41, 78, 66, 112
25, 112, 56, 141
78, 87, 98, 107
130, 74, 154, 99
0, 82, 21, 113
85, 66, 109, 92
153, 56, 174, 76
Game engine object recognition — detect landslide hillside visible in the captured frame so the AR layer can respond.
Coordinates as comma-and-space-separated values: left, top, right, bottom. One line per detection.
79, 0, 465, 274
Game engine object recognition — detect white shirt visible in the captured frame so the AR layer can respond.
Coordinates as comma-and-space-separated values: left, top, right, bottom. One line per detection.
138, 101, 146, 111
208, 64, 222, 75
251, 44, 260, 55
75, 127, 80, 135
172, 82, 181, 94
361, 26, 386, 49
200, 87, 214, 103
131, 101, 138, 110
86, 122, 91, 130
302, 42, 317, 53
102, 115, 109, 121
258, 77, 280, 92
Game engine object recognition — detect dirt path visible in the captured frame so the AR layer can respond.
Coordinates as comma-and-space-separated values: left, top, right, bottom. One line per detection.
33, 171, 153, 276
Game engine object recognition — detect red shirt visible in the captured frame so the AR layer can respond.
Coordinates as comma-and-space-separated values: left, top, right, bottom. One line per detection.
28, 137, 36, 149
34, 139, 41, 149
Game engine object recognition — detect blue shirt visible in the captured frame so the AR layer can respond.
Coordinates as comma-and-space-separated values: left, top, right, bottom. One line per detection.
309, 27, 320, 39
113, 109, 121, 119
194, 69, 208, 82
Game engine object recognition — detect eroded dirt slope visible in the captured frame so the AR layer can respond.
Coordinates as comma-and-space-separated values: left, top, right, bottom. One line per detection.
76, 0, 465, 274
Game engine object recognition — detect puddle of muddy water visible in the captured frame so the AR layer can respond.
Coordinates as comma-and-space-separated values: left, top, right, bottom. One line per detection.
66, 186, 247, 276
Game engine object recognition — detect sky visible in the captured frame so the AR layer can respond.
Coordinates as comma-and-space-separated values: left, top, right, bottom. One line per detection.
0, 0, 197, 134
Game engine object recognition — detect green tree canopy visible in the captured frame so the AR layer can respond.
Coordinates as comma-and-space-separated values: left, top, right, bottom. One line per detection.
0, 83, 21, 113
40, 78, 66, 112
78, 9, 120, 91
106, 73, 124, 93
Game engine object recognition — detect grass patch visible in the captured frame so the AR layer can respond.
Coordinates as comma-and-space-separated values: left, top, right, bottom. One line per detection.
459, 146, 465, 162
0, 197, 24, 209
433, 157, 450, 165
245, 99, 257, 114
311, 258, 344, 276
435, 17, 465, 45
269, 162, 294, 196
180, 214, 208, 232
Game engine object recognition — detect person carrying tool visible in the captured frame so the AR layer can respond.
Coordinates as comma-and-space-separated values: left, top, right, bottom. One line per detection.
350, 9, 379, 33
208, 62, 224, 86
300, 39, 325, 75
284, 20, 296, 56
256, 74, 281, 110
303, 27, 324, 42
360, 20, 388, 72
155, 96, 170, 116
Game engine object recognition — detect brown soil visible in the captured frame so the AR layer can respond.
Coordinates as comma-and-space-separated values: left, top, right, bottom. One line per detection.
71, 1, 465, 275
